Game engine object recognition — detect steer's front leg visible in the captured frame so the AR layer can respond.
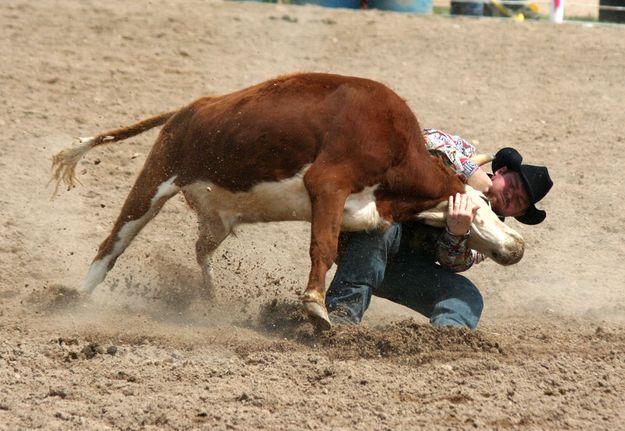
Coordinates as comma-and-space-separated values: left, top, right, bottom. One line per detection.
302, 165, 352, 330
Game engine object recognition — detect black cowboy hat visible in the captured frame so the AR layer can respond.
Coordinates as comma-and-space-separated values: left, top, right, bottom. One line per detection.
491, 147, 553, 225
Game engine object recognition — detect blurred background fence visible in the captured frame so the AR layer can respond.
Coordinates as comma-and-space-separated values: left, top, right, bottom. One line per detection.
252, 0, 625, 22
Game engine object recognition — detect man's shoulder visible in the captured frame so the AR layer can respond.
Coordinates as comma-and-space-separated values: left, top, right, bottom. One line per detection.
423, 128, 477, 151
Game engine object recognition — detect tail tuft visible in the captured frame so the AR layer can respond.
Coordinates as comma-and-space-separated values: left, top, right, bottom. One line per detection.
49, 137, 96, 198
48, 109, 178, 199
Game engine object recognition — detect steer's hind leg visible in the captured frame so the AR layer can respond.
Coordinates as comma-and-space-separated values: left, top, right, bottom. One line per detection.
302, 163, 352, 330
195, 212, 231, 300
80, 171, 181, 294
183, 187, 232, 301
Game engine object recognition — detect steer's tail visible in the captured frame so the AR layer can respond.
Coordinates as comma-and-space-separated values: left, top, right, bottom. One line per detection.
50, 109, 178, 197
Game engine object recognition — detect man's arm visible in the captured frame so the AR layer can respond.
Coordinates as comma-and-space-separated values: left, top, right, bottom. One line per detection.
436, 231, 486, 272
437, 193, 486, 272
466, 167, 492, 194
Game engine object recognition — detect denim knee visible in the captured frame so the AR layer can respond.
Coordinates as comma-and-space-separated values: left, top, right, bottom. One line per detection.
326, 223, 403, 324
431, 278, 484, 330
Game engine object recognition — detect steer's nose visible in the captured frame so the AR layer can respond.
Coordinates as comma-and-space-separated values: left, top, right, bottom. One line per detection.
491, 238, 525, 266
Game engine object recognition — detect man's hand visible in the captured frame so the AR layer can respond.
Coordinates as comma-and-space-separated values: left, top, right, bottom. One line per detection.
446, 193, 479, 236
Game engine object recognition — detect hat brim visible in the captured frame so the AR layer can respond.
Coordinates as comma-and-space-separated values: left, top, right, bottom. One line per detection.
515, 204, 546, 225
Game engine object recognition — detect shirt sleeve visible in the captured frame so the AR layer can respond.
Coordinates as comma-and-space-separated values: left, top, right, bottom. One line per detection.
423, 128, 480, 182
435, 230, 487, 272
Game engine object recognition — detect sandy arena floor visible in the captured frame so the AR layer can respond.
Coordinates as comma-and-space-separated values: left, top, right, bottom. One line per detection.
1, 0, 625, 429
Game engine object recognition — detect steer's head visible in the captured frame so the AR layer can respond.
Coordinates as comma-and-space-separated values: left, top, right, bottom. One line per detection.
415, 185, 525, 266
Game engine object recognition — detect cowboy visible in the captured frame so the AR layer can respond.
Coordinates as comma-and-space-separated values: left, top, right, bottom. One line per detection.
325, 129, 553, 329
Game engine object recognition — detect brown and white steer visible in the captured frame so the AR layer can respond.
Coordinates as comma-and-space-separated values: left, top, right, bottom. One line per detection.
51, 73, 524, 329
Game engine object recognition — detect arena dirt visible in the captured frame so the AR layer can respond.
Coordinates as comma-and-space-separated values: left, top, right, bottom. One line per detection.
1, 1, 625, 429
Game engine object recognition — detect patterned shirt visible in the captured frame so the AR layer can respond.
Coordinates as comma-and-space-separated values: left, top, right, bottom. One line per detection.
413, 129, 487, 272
423, 128, 480, 182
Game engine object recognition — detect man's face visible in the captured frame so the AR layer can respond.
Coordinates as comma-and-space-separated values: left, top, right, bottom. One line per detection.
487, 167, 530, 217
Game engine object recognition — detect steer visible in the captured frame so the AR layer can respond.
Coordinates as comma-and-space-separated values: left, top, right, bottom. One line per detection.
51, 73, 524, 329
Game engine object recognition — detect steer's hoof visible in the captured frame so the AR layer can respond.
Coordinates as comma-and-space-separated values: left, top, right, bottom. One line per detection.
303, 301, 332, 331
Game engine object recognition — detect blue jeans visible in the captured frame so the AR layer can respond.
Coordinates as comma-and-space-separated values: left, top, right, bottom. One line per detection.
325, 224, 484, 329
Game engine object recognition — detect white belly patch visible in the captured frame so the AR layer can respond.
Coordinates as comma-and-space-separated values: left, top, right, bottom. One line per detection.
182, 165, 385, 232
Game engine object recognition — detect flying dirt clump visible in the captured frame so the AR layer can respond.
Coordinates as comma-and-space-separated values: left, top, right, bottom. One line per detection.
256, 299, 505, 361
25, 284, 83, 312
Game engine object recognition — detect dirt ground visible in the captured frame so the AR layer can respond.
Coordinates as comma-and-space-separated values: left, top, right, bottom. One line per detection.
2, 0, 625, 429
